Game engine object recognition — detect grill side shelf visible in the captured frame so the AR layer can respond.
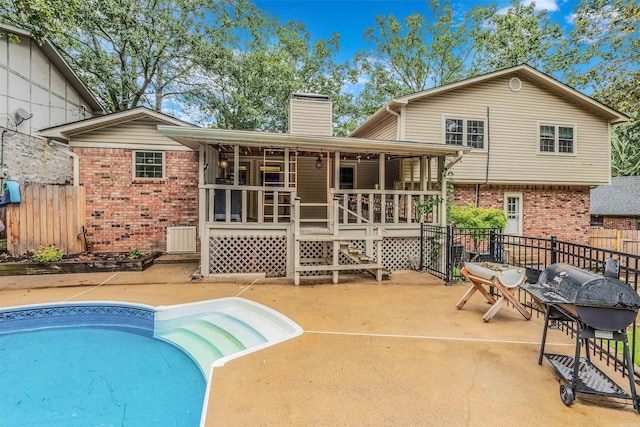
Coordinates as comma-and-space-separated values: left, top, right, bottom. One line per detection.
545, 353, 632, 400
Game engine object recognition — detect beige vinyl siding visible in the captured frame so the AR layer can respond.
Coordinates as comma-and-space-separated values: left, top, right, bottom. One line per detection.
385, 158, 401, 189
359, 114, 397, 140
355, 160, 379, 189
289, 98, 332, 136
402, 74, 611, 185
71, 118, 190, 150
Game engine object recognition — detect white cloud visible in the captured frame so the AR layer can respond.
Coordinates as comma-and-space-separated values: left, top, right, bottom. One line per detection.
565, 13, 576, 25
522, 0, 559, 11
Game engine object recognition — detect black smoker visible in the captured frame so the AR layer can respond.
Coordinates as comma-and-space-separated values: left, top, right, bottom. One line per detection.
522, 262, 640, 412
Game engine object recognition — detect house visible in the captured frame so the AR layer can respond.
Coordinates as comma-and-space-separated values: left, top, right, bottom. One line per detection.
591, 176, 640, 230
350, 64, 629, 244
38, 107, 198, 253
158, 93, 468, 282
1, 24, 104, 245
1, 23, 104, 184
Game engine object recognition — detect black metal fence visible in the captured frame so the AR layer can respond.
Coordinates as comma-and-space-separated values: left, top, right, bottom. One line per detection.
420, 224, 640, 379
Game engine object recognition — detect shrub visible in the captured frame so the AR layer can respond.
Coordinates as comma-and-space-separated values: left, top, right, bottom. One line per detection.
33, 246, 64, 262
128, 247, 142, 260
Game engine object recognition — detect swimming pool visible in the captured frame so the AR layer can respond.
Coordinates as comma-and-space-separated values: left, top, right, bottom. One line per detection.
0, 298, 303, 426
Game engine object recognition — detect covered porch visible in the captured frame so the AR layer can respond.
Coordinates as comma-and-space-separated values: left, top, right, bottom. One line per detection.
159, 126, 468, 282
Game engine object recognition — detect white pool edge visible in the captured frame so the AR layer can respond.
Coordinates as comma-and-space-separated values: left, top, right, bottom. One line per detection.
0, 298, 303, 427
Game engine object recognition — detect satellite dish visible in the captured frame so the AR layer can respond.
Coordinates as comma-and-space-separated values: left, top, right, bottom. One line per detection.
14, 108, 33, 125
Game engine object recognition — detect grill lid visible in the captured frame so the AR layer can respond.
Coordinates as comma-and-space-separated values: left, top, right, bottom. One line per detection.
538, 263, 640, 309
535, 263, 640, 331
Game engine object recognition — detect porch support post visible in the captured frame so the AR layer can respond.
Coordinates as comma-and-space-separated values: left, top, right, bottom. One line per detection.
284, 148, 290, 188
378, 154, 385, 190
379, 153, 385, 224
199, 143, 210, 277
233, 145, 239, 185
333, 152, 340, 227
334, 151, 340, 189
420, 155, 427, 191
439, 156, 447, 227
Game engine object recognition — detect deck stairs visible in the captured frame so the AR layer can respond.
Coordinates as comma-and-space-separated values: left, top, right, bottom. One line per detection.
293, 227, 389, 285
339, 241, 391, 280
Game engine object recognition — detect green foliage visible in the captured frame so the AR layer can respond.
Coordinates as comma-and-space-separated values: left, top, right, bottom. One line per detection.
415, 197, 441, 222
188, 18, 353, 135
448, 203, 507, 249
448, 203, 507, 230
128, 247, 142, 260
611, 119, 640, 176
468, 0, 564, 75
350, 0, 476, 122
0, 0, 78, 43
33, 246, 64, 262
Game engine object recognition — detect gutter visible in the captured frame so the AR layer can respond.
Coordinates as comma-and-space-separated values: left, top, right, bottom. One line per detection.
47, 139, 79, 187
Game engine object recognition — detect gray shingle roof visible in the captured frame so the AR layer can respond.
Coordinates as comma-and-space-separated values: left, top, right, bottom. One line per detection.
591, 177, 640, 216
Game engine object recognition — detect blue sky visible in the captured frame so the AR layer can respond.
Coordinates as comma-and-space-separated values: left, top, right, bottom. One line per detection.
253, 0, 581, 63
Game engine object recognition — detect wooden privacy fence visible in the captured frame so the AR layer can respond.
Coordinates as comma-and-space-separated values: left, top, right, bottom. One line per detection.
6, 184, 86, 255
589, 228, 640, 256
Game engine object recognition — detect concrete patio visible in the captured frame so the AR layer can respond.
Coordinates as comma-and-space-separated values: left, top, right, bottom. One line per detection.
1, 263, 639, 426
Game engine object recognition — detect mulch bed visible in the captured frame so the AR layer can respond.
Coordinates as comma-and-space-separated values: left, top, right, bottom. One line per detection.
0, 252, 161, 275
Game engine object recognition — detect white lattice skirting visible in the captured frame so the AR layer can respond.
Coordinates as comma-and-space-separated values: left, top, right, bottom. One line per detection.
209, 235, 420, 277
209, 235, 287, 277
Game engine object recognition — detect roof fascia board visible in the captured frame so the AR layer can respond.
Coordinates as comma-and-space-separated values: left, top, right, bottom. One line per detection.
158, 126, 469, 157
39, 107, 195, 141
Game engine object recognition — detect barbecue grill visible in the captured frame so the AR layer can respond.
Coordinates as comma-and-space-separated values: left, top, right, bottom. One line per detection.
521, 262, 640, 411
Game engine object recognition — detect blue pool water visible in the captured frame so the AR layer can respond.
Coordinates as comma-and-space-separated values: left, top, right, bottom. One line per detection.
0, 327, 205, 426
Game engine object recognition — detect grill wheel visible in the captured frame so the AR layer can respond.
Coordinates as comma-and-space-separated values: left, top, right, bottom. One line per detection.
560, 384, 575, 406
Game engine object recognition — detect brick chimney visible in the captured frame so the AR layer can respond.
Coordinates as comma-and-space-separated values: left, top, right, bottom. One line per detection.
288, 93, 332, 136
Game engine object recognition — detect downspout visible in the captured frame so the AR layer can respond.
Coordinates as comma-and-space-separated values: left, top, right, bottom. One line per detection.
47, 139, 79, 187
440, 150, 464, 226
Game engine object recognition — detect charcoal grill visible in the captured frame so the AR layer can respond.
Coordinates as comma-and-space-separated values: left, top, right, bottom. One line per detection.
521, 262, 640, 411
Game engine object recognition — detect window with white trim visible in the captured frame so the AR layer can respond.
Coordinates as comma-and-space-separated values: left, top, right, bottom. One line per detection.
504, 192, 522, 235
445, 118, 485, 149
539, 124, 575, 154
134, 151, 164, 179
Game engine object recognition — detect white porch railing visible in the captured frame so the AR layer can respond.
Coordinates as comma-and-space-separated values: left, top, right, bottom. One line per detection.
330, 189, 441, 225
200, 184, 297, 223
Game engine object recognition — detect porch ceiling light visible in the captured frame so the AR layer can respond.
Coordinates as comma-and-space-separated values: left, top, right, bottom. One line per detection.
315, 155, 323, 169
219, 152, 228, 168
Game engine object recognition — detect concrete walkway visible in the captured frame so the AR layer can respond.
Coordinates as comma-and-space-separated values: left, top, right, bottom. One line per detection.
1, 266, 639, 426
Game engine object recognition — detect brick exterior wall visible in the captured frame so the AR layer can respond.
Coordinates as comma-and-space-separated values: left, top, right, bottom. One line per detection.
3, 132, 70, 184
603, 216, 638, 230
74, 147, 199, 252
451, 184, 591, 244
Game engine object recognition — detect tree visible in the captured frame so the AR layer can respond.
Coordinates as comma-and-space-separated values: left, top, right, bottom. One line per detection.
468, 0, 564, 75
186, 18, 354, 135
351, 0, 476, 122
0, 0, 78, 43
566, 0, 640, 175
611, 121, 640, 176
47, 0, 255, 113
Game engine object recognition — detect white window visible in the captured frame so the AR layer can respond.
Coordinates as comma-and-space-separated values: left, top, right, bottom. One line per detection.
134, 151, 164, 179
445, 117, 485, 149
539, 124, 575, 154
504, 192, 522, 235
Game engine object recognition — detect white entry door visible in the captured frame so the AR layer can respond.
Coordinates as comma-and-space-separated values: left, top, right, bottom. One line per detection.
504, 192, 522, 235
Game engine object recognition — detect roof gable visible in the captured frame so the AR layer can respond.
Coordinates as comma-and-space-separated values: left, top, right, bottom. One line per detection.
38, 106, 197, 142
1, 23, 104, 113
350, 64, 629, 137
